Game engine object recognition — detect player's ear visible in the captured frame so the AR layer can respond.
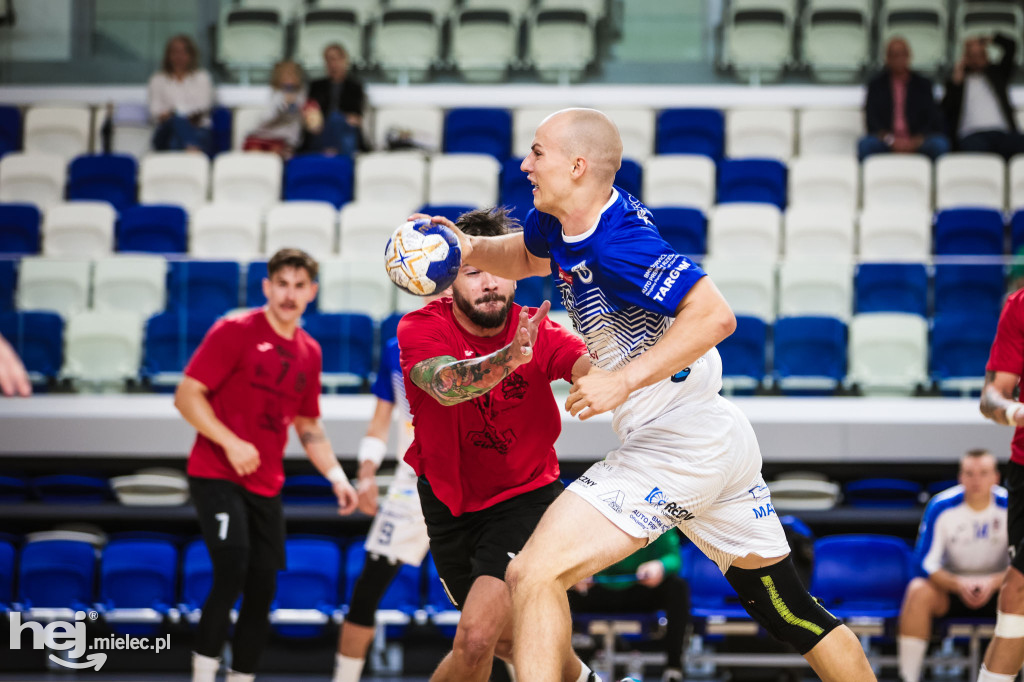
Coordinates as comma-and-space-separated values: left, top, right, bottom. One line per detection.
261, 277, 271, 301
308, 281, 319, 303
570, 156, 586, 178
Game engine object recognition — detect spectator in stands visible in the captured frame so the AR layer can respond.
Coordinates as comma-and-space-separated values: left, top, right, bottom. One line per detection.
568, 530, 689, 682
301, 43, 368, 156
242, 61, 322, 159
942, 34, 1024, 160
148, 34, 214, 154
0, 332, 30, 397
858, 37, 949, 162
897, 449, 1007, 682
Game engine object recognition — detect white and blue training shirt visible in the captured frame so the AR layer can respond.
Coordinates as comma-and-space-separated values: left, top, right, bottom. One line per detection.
915, 484, 1009, 577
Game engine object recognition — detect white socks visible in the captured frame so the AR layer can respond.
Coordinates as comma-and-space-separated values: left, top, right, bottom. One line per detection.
333, 653, 365, 682
225, 671, 254, 682
191, 652, 220, 682
978, 664, 1019, 682
898, 635, 928, 682
576, 660, 596, 682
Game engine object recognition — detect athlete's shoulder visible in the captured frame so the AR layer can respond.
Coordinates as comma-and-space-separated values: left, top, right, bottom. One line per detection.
295, 326, 322, 357
1005, 288, 1024, 312
925, 484, 965, 518
397, 298, 453, 339
205, 308, 258, 338
994, 484, 1009, 508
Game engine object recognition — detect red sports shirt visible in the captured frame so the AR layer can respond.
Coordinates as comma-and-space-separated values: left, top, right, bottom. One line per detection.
398, 298, 587, 515
987, 288, 1024, 464
185, 309, 322, 496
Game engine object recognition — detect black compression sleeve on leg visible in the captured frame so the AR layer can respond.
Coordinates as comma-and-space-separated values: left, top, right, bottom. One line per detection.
229, 565, 278, 674
194, 546, 249, 660
346, 553, 403, 627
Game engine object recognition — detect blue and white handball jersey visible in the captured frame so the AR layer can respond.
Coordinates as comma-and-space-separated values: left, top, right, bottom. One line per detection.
523, 187, 722, 434
371, 337, 416, 477
915, 484, 1008, 577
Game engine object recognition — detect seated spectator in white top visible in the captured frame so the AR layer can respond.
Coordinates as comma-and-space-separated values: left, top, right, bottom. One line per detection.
243, 61, 322, 160
897, 449, 1008, 682
148, 35, 214, 155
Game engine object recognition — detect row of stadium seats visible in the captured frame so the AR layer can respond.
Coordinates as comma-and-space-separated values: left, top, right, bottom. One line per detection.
218, 0, 600, 82
722, 0, 1021, 82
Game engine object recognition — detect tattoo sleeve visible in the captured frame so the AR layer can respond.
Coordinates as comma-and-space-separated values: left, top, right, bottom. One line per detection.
298, 424, 328, 445
411, 345, 519, 407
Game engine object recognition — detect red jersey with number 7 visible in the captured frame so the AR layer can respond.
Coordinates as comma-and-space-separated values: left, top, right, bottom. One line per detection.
987, 289, 1024, 464
185, 309, 322, 496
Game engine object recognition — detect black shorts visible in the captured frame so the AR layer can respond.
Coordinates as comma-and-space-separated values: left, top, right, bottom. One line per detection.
189, 476, 287, 570
418, 477, 562, 610
1006, 461, 1024, 573
945, 592, 999, 619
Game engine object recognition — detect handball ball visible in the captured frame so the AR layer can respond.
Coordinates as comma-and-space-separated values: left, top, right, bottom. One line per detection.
384, 219, 462, 296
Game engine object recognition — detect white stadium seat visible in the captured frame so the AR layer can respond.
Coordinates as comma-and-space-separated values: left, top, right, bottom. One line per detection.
318, 258, 394, 318
355, 152, 427, 210
797, 108, 861, 156
726, 108, 795, 161
91, 103, 153, 159
387, 0, 454, 18
339, 201, 417, 257
537, 0, 606, 22
707, 203, 782, 258
16, 257, 91, 319
723, 0, 796, 82
955, 2, 1023, 65
465, 0, 533, 21
238, 0, 304, 21
41, 202, 116, 259
935, 153, 1005, 210
788, 155, 859, 212
62, 311, 143, 385
778, 260, 854, 321
316, 0, 380, 25
861, 154, 932, 211
296, 8, 365, 72
848, 312, 929, 395
139, 153, 210, 213
212, 152, 283, 212
513, 107, 570, 158
0, 153, 67, 211
264, 201, 338, 257
372, 106, 443, 153
427, 153, 501, 208
801, 0, 872, 83
642, 154, 716, 212
23, 106, 92, 163
700, 257, 777, 321
372, 8, 441, 82
232, 107, 268, 150
189, 203, 263, 259
217, 6, 285, 72
784, 206, 856, 259
92, 255, 168, 320
1009, 155, 1024, 212
451, 8, 519, 83
527, 8, 596, 83
606, 108, 656, 162
879, 0, 948, 73
858, 205, 932, 260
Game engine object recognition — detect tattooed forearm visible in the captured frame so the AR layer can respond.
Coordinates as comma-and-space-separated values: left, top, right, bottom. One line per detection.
412, 346, 519, 406
299, 427, 328, 445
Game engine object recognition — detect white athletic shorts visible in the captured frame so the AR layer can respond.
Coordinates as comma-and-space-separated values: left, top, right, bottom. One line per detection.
567, 394, 790, 572
364, 463, 430, 567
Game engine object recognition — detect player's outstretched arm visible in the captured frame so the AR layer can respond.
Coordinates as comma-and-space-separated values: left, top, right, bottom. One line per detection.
355, 398, 394, 515
294, 416, 359, 515
412, 302, 549, 406
412, 212, 550, 281
981, 370, 1024, 425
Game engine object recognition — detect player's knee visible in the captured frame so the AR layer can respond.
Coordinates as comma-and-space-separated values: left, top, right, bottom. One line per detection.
348, 554, 402, 627
999, 568, 1024, 612
493, 636, 514, 660
903, 576, 938, 605
506, 552, 558, 595
453, 626, 498, 669
724, 556, 841, 655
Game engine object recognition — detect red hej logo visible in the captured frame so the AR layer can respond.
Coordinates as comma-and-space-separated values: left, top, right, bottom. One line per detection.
557, 266, 573, 285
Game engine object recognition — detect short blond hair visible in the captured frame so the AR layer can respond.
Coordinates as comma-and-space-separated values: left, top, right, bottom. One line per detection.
270, 60, 304, 89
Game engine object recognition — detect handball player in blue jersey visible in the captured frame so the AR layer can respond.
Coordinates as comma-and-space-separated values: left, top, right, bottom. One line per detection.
426, 108, 877, 681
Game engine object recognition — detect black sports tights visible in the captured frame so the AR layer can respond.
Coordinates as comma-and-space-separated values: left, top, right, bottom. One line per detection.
194, 547, 278, 674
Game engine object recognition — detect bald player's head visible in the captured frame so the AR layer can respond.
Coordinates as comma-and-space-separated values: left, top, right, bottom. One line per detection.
541, 108, 623, 184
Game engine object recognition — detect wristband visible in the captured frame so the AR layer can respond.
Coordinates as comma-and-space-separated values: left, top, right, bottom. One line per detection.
1006, 403, 1024, 426
357, 436, 387, 467
324, 464, 346, 485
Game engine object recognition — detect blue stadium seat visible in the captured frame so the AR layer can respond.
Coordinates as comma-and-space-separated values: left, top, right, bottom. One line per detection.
717, 315, 767, 391
180, 538, 220, 622
0, 204, 41, 254
1011, 210, 1024, 254
0, 260, 14, 312
811, 535, 912, 620
855, 263, 928, 316
444, 108, 512, 160
302, 313, 375, 389
0, 106, 21, 158
272, 536, 342, 638
211, 106, 233, 156
0, 539, 14, 611
379, 311, 403, 348
31, 474, 112, 503
682, 543, 751, 621
142, 311, 221, 381
284, 155, 354, 208
423, 552, 458, 630
98, 538, 178, 635
167, 261, 241, 316
934, 208, 1005, 256
717, 159, 787, 208
346, 539, 421, 616
931, 312, 1000, 391
117, 205, 188, 254
615, 159, 642, 201
515, 276, 551, 308
500, 158, 535, 225
282, 475, 336, 505
419, 204, 475, 223
934, 264, 1005, 317
651, 207, 706, 256
0, 475, 28, 502
18, 539, 96, 612
67, 154, 138, 211
845, 479, 923, 508
771, 316, 847, 393
0, 311, 63, 380
655, 108, 725, 159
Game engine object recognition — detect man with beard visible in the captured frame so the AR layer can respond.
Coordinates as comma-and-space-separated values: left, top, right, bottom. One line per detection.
397, 207, 596, 682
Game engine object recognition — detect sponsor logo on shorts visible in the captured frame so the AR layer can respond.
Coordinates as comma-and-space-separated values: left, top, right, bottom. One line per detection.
644, 487, 695, 521
749, 484, 770, 502
577, 475, 597, 488
599, 490, 625, 514
753, 503, 776, 519
631, 509, 669, 532
645, 487, 667, 505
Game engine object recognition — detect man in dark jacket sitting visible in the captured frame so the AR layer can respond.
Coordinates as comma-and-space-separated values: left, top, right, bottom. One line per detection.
858, 37, 949, 161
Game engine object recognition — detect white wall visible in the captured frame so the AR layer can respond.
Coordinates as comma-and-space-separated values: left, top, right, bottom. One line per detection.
0, 0, 73, 62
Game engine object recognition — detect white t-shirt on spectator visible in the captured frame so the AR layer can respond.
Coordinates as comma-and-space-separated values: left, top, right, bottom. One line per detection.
959, 73, 1009, 138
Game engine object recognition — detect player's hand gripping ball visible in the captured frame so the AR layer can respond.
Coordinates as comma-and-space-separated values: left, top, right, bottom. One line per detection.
384, 218, 462, 295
